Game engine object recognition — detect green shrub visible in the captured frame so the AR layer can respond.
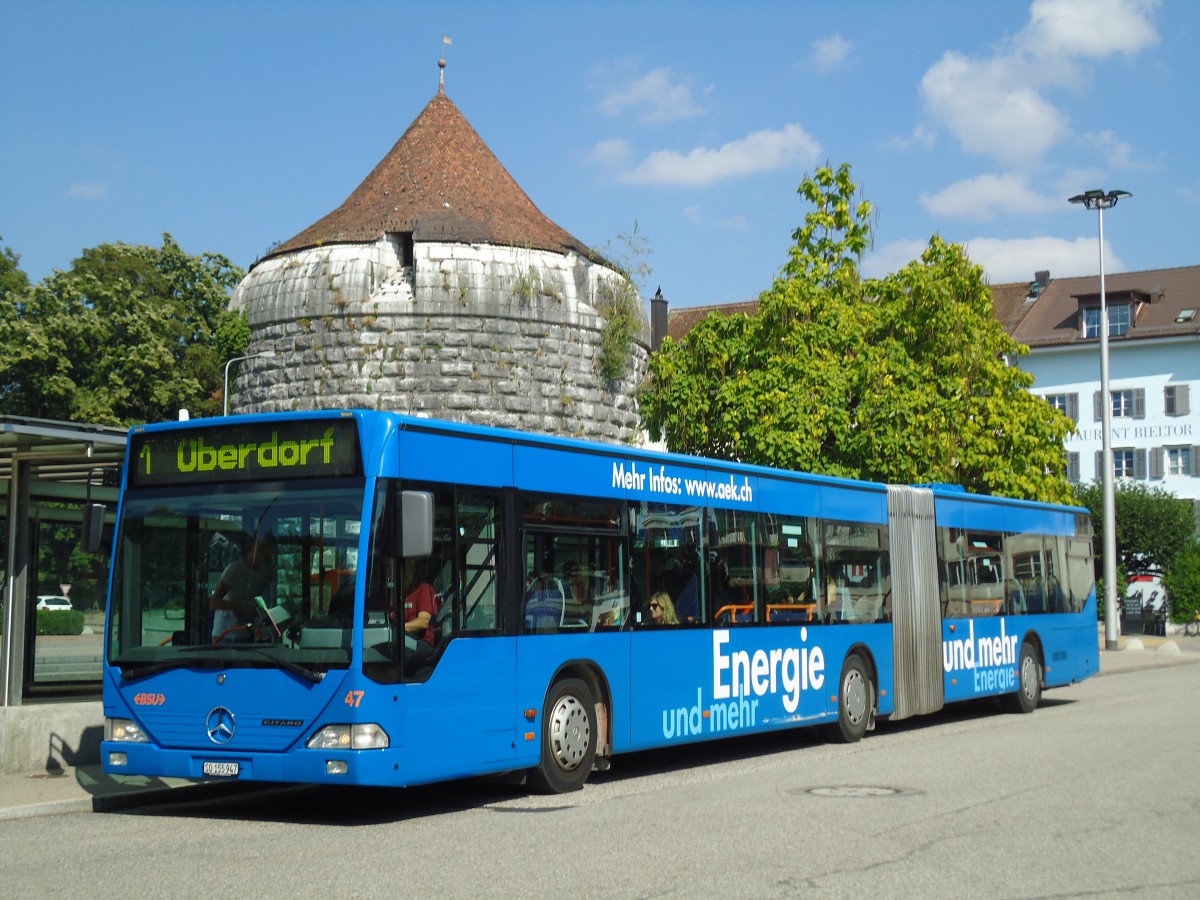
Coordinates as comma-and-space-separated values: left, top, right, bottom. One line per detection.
36, 610, 85, 635
1164, 540, 1200, 624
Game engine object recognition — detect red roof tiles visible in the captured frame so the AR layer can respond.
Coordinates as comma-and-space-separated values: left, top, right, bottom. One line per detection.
266, 90, 591, 262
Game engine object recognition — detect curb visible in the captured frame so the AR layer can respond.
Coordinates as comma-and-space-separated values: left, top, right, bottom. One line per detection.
0, 776, 248, 821
0, 796, 93, 821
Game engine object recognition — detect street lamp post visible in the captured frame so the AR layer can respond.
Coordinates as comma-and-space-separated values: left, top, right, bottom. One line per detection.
1068, 189, 1130, 652
223, 350, 277, 417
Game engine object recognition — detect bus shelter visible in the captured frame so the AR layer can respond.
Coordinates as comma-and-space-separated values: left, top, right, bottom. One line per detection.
1, 416, 126, 708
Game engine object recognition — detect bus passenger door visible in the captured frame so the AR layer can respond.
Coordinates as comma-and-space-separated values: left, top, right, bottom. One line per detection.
368, 485, 517, 773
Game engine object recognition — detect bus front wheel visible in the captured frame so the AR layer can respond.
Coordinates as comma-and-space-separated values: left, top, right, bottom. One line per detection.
1002, 641, 1042, 714
828, 654, 872, 743
529, 678, 597, 794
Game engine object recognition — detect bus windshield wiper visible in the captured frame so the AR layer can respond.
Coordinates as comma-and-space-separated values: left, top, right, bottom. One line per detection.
118, 655, 223, 683
220, 646, 324, 684
120, 650, 322, 685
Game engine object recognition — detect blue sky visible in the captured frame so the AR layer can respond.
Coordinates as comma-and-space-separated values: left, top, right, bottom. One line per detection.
2, 0, 1196, 309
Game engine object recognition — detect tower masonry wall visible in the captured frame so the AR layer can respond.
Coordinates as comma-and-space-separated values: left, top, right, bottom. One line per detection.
229, 237, 650, 444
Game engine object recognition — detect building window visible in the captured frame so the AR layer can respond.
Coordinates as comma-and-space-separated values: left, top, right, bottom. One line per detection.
1046, 393, 1079, 422
1094, 388, 1145, 421
1108, 304, 1130, 336
1099, 448, 1147, 481
1164, 384, 1191, 417
1081, 304, 1130, 338
1113, 390, 1135, 418
1166, 447, 1194, 477
1067, 452, 1080, 484
1113, 449, 1135, 479
1081, 307, 1099, 338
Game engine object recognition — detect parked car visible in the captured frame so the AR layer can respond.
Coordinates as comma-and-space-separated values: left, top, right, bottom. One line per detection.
36, 595, 73, 612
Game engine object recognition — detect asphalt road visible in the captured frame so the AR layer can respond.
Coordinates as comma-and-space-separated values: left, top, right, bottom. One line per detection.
3, 662, 1198, 899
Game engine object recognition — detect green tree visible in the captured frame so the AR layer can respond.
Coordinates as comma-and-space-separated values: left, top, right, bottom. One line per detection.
1073, 480, 1195, 576
0, 238, 31, 302
0, 234, 247, 425
1163, 539, 1200, 624
640, 164, 1074, 503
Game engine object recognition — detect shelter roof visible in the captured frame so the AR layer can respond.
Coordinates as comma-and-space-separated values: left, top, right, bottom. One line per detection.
0, 416, 126, 492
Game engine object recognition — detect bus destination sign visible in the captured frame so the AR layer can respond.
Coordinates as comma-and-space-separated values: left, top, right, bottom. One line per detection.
129, 419, 362, 487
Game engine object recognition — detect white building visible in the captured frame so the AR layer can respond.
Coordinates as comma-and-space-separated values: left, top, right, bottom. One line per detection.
998, 265, 1200, 516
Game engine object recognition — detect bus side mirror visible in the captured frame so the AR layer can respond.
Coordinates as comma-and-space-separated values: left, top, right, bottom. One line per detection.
400, 491, 434, 558
82, 503, 106, 554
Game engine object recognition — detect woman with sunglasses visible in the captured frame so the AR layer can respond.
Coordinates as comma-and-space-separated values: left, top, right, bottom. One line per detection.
647, 591, 679, 625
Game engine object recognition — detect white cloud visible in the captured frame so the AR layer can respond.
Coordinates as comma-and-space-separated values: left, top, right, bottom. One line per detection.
1078, 130, 1145, 170
1179, 179, 1200, 205
884, 125, 936, 152
920, 173, 1060, 220
864, 234, 1127, 283
68, 182, 109, 200
587, 138, 634, 167
618, 124, 821, 188
963, 235, 1127, 282
1056, 165, 1110, 199
919, 0, 1159, 167
682, 204, 749, 231
811, 34, 850, 72
920, 51, 1069, 166
596, 66, 704, 124
1022, 0, 1159, 60
861, 240, 930, 279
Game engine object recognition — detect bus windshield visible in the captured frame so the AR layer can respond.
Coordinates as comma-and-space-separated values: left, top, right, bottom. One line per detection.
107, 479, 366, 678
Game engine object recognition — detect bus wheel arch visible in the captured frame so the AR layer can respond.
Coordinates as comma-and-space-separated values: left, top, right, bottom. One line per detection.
529, 664, 607, 794
553, 661, 612, 755
827, 647, 876, 743
1002, 635, 1044, 715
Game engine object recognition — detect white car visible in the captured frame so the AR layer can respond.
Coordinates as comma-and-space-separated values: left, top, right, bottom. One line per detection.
36, 595, 73, 612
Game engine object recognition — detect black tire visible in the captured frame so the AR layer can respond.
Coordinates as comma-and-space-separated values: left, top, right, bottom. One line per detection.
828, 654, 871, 743
1002, 640, 1042, 714
528, 678, 597, 794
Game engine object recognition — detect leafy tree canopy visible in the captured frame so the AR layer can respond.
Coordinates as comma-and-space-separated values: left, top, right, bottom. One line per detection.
0, 234, 247, 426
640, 164, 1075, 503
1073, 479, 1195, 576
0, 238, 31, 302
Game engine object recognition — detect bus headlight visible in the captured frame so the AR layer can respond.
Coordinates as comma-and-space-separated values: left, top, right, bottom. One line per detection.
306, 723, 389, 750
105, 718, 149, 743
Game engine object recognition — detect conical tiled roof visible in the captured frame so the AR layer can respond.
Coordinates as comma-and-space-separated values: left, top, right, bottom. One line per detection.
266, 88, 592, 261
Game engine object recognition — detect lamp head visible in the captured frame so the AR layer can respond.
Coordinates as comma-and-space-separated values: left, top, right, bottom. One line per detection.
1068, 189, 1131, 210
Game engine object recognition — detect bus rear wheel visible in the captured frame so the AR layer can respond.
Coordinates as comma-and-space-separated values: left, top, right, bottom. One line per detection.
828, 653, 872, 743
529, 678, 597, 794
1002, 641, 1042, 714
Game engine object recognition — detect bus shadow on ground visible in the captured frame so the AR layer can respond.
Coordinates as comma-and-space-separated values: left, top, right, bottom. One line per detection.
112, 695, 1073, 826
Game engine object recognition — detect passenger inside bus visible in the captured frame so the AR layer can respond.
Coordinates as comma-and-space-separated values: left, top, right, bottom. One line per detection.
648, 591, 679, 625
826, 571, 851, 623
564, 562, 588, 602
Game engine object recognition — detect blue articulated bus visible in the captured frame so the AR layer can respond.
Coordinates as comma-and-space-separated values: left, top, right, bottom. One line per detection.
101, 410, 1098, 792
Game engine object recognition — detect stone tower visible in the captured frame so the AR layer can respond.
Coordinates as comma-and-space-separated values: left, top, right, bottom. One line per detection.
229, 81, 649, 443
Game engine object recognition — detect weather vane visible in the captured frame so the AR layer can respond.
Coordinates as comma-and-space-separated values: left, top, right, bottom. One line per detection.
439, 34, 452, 90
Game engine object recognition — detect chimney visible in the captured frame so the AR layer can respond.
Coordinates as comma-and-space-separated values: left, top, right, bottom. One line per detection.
650, 287, 668, 351
1027, 270, 1051, 302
